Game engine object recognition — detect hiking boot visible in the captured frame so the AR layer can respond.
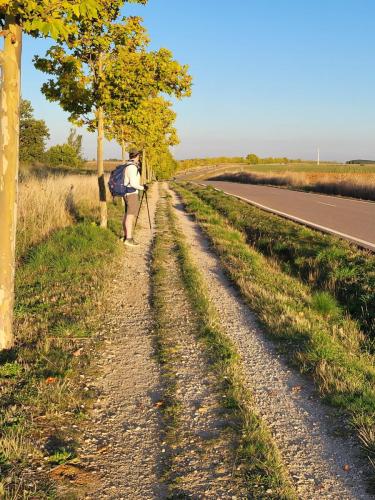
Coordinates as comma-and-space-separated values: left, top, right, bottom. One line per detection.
124, 238, 139, 247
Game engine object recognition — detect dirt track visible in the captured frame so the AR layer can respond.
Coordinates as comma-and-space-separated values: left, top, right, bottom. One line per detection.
64, 182, 372, 499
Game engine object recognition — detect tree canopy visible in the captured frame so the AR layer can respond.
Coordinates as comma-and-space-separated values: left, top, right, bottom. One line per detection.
19, 99, 50, 163
1, 0, 98, 39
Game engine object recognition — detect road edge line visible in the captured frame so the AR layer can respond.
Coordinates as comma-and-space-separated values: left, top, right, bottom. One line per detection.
197, 183, 375, 252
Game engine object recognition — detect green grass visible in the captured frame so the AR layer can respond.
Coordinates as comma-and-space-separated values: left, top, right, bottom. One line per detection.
173, 182, 375, 474
0, 217, 121, 497
151, 198, 185, 490
154, 192, 295, 499
182, 184, 375, 343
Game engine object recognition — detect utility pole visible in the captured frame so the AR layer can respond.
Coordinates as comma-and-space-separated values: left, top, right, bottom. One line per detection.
317, 147, 320, 166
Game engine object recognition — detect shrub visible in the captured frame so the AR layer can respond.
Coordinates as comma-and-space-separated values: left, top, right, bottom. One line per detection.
45, 144, 82, 168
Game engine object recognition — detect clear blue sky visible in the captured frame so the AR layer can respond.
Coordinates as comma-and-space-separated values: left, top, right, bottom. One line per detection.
21, 0, 375, 161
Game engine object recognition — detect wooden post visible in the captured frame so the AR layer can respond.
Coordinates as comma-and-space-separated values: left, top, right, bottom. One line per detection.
97, 105, 107, 228
121, 140, 126, 163
0, 17, 22, 349
141, 149, 146, 184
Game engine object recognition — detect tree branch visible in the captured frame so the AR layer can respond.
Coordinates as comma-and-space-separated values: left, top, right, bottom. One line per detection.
0, 50, 4, 66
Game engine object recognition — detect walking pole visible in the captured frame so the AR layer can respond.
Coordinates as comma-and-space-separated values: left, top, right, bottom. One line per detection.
144, 190, 152, 230
134, 191, 145, 231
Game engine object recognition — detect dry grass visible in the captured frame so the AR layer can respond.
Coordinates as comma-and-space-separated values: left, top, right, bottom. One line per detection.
17, 175, 99, 258
84, 160, 119, 172
210, 171, 375, 201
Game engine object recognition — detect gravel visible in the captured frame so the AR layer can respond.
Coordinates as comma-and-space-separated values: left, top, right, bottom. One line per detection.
170, 185, 372, 500
154, 191, 245, 498
79, 186, 168, 499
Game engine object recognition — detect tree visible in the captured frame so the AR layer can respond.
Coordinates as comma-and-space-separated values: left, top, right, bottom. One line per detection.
246, 153, 259, 164
67, 128, 83, 161
0, 0, 103, 349
19, 99, 50, 163
34, 14, 150, 228
35, 14, 191, 226
106, 96, 180, 180
46, 143, 81, 168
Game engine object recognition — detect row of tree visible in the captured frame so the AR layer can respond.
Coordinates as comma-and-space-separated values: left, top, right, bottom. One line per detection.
245, 154, 302, 165
177, 155, 304, 171
0, 0, 192, 349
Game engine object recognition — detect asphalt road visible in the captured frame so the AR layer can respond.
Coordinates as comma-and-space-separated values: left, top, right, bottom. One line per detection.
202, 180, 375, 251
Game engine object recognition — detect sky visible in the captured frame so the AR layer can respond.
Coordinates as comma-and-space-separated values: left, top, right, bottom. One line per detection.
21, 0, 375, 161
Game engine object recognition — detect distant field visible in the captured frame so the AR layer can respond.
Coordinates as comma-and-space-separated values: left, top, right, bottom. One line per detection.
84, 160, 120, 172
242, 162, 375, 174
190, 162, 375, 176
180, 162, 375, 201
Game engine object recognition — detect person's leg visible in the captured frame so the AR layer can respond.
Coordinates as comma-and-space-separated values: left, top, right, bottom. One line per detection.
124, 194, 140, 244
125, 214, 135, 239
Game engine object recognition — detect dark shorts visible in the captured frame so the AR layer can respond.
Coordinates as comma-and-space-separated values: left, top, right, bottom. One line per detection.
124, 193, 139, 215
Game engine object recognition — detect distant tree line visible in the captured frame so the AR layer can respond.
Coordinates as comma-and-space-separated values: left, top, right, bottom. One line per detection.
346, 159, 375, 165
177, 154, 303, 171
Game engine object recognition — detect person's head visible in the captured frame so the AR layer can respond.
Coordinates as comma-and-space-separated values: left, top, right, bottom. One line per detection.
128, 148, 141, 163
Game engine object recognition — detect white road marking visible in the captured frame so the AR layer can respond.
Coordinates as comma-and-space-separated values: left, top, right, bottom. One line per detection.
317, 202, 336, 207
198, 183, 375, 252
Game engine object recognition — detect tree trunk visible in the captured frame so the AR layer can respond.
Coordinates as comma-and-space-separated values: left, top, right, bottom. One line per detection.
96, 106, 107, 228
146, 158, 151, 183
121, 140, 126, 163
0, 18, 22, 350
141, 149, 146, 184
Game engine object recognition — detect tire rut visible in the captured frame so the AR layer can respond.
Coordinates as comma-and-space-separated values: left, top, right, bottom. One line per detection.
153, 189, 245, 498
78, 186, 167, 499
170, 184, 372, 500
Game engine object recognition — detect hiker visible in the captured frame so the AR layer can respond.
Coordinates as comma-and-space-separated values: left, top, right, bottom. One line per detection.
122, 149, 148, 247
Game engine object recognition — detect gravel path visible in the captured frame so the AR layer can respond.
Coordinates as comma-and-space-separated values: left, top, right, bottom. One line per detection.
78, 186, 167, 499
170, 185, 372, 500
154, 191, 245, 498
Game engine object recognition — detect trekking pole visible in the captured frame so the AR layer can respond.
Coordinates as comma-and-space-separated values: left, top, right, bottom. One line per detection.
134, 190, 145, 231
144, 190, 152, 230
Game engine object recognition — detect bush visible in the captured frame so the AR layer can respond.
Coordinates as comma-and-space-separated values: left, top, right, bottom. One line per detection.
46, 144, 82, 168
246, 153, 259, 164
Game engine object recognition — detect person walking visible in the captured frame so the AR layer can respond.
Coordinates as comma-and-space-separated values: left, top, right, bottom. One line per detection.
123, 149, 148, 247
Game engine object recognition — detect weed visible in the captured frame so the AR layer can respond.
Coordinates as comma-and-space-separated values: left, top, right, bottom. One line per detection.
0, 362, 22, 378
311, 292, 341, 318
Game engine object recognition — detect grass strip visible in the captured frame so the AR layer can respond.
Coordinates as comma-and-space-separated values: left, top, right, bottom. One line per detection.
211, 170, 375, 201
150, 197, 183, 489
173, 182, 375, 473
156, 192, 295, 499
0, 218, 121, 498
185, 183, 375, 343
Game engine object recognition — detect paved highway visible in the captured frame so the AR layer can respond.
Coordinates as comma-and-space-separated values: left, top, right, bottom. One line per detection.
201, 180, 375, 251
